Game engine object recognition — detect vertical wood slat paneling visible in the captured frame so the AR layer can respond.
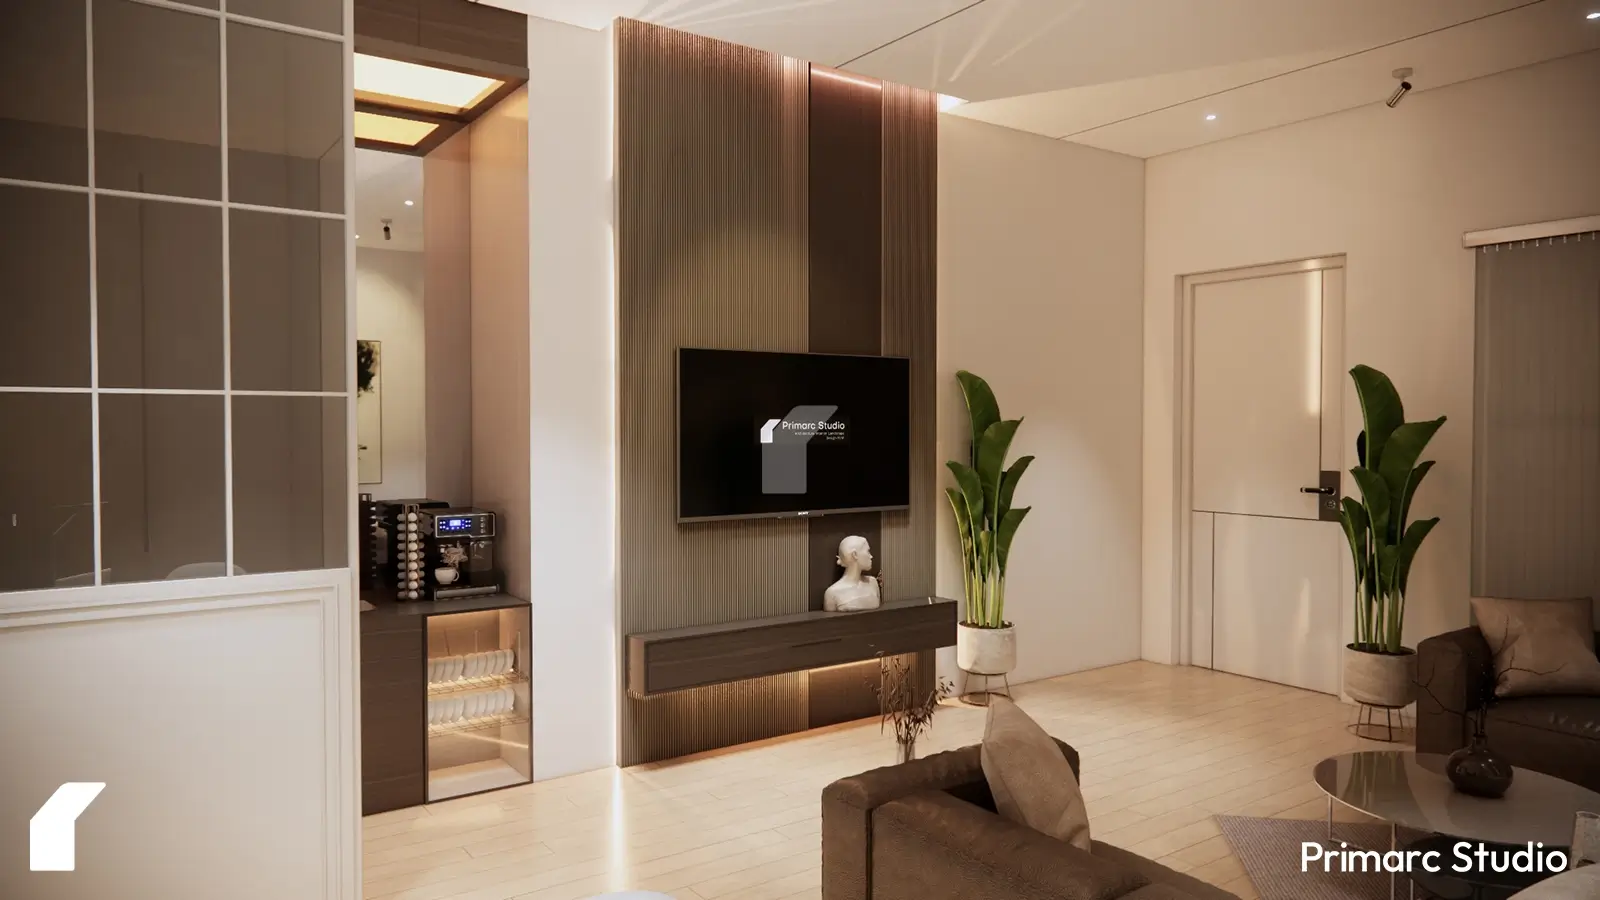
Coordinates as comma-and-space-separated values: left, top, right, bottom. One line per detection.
880, 83, 938, 604
1472, 239, 1600, 612
880, 83, 940, 698
615, 19, 811, 766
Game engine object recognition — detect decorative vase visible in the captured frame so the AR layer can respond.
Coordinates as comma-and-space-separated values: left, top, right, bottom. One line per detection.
1446, 732, 1514, 799
1343, 644, 1417, 707
896, 740, 916, 765
957, 623, 1017, 675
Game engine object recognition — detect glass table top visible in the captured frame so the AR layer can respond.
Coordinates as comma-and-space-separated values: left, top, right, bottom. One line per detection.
1313, 751, 1600, 846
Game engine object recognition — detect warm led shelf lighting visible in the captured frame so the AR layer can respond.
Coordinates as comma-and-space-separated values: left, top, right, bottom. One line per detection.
354, 111, 439, 148
355, 53, 503, 116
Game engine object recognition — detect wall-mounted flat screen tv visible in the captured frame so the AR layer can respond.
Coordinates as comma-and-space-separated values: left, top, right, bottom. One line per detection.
677, 348, 911, 522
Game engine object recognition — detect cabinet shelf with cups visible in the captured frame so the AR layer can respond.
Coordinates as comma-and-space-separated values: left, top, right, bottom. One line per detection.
358, 592, 532, 813
425, 601, 533, 802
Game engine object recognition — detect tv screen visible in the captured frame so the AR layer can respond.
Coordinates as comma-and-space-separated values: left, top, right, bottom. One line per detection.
677, 348, 911, 522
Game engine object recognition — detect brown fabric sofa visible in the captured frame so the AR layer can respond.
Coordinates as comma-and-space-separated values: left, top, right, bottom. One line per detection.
821, 740, 1236, 900
1416, 626, 1600, 793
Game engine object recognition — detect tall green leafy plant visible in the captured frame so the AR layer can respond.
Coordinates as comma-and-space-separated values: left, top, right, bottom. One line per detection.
1338, 365, 1445, 654
945, 371, 1032, 629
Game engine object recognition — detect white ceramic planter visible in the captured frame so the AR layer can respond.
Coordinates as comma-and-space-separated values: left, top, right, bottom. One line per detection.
957, 623, 1017, 676
1343, 644, 1417, 707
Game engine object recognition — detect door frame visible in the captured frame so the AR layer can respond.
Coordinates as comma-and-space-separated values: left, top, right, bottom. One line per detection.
1174, 255, 1347, 672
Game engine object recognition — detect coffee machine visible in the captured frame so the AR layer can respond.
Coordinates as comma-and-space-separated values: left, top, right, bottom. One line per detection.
376, 500, 502, 601
418, 507, 501, 599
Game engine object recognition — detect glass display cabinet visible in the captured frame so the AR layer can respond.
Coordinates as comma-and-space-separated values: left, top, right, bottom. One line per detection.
422, 599, 531, 801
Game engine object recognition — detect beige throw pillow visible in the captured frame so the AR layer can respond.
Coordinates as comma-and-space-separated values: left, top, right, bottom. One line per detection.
1469, 596, 1600, 698
979, 695, 1091, 851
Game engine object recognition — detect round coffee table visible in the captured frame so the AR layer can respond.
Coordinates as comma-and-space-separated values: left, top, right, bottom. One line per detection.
1313, 751, 1600, 899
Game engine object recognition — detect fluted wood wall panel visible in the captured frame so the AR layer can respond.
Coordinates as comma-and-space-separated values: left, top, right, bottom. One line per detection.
880, 82, 939, 604
616, 19, 812, 766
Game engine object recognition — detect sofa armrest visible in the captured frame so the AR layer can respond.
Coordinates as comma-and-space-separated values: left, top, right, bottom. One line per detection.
822, 739, 1081, 900
868, 791, 1147, 900
1416, 627, 1492, 755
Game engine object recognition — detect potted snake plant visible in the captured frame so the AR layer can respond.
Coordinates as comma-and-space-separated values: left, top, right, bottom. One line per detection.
1338, 364, 1445, 708
945, 371, 1031, 679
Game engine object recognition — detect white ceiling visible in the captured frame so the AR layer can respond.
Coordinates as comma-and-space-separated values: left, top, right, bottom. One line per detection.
488, 0, 1600, 158
354, 148, 425, 252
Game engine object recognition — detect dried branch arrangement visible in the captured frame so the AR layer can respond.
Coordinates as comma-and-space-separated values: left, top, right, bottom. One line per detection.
874, 655, 953, 750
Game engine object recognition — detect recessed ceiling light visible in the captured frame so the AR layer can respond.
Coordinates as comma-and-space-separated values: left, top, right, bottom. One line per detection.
353, 111, 438, 148
355, 54, 504, 116
937, 94, 967, 112
404, 200, 415, 207
1588, 11, 1600, 19
1205, 114, 1217, 121
355, 234, 361, 240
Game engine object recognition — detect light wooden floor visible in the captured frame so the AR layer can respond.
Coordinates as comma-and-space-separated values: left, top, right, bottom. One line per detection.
362, 661, 1402, 900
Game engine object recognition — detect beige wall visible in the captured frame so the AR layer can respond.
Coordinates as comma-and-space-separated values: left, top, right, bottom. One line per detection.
424, 128, 474, 506
1142, 51, 1600, 663
938, 116, 1147, 685
468, 87, 531, 603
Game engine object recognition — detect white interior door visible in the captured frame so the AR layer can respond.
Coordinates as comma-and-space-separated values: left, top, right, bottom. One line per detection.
1186, 261, 1344, 694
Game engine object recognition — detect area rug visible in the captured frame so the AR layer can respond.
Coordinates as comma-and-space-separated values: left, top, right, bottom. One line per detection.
1216, 815, 1427, 900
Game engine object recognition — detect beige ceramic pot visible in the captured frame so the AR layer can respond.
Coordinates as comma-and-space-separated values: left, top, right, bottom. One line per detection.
957, 623, 1017, 676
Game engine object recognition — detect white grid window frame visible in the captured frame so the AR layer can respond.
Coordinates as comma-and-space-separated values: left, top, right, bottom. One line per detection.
0, 0, 352, 588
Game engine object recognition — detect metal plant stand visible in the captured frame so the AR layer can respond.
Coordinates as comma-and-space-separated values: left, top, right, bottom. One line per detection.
960, 672, 1012, 707
1347, 701, 1411, 743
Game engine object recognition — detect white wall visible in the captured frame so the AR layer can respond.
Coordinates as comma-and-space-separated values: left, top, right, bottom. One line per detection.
938, 116, 1147, 686
355, 248, 428, 501
1142, 51, 1600, 663
524, 17, 617, 779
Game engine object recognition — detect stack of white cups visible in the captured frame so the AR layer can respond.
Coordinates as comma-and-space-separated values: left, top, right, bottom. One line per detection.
428, 649, 514, 684
428, 686, 516, 727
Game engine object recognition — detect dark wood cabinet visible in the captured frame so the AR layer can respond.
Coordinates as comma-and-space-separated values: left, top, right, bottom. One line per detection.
359, 608, 425, 816
627, 598, 957, 698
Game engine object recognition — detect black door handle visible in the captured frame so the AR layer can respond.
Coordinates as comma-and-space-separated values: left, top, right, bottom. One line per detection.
1300, 486, 1336, 495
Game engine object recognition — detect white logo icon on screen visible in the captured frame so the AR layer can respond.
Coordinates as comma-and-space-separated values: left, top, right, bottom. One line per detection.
31, 782, 105, 872
760, 405, 839, 495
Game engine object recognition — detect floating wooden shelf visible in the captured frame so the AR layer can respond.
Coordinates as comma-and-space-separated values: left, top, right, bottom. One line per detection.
626, 597, 957, 698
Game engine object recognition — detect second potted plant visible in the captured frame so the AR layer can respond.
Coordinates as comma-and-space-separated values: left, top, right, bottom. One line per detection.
1337, 364, 1445, 708
946, 371, 1032, 686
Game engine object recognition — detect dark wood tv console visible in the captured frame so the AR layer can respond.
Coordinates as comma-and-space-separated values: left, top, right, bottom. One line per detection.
626, 597, 957, 698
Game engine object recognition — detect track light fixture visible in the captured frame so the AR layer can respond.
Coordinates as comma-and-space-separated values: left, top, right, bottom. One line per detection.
1386, 67, 1413, 108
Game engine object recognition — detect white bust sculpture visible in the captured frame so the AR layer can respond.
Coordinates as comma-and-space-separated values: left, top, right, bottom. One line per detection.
824, 535, 881, 612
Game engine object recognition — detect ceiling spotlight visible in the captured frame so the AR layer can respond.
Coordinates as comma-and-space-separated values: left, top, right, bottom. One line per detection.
1205, 113, 1217, 121
355, 234, 361, 240
1386, 67, 1413, 108
404, 199, 414, 207
1588, 11, 1600, 19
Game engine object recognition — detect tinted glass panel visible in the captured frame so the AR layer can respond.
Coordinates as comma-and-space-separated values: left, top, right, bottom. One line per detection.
230, 210, 345, 392
0, 393, 94, 592
94, 0, 221, 200
97, 197, 224, 389
100, 394, 226, 584
0, 187, 90, 388
228, 22, 344, 213
233, 396, 347, 574
229, 0, 341, 36
0, 0, 88, 186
